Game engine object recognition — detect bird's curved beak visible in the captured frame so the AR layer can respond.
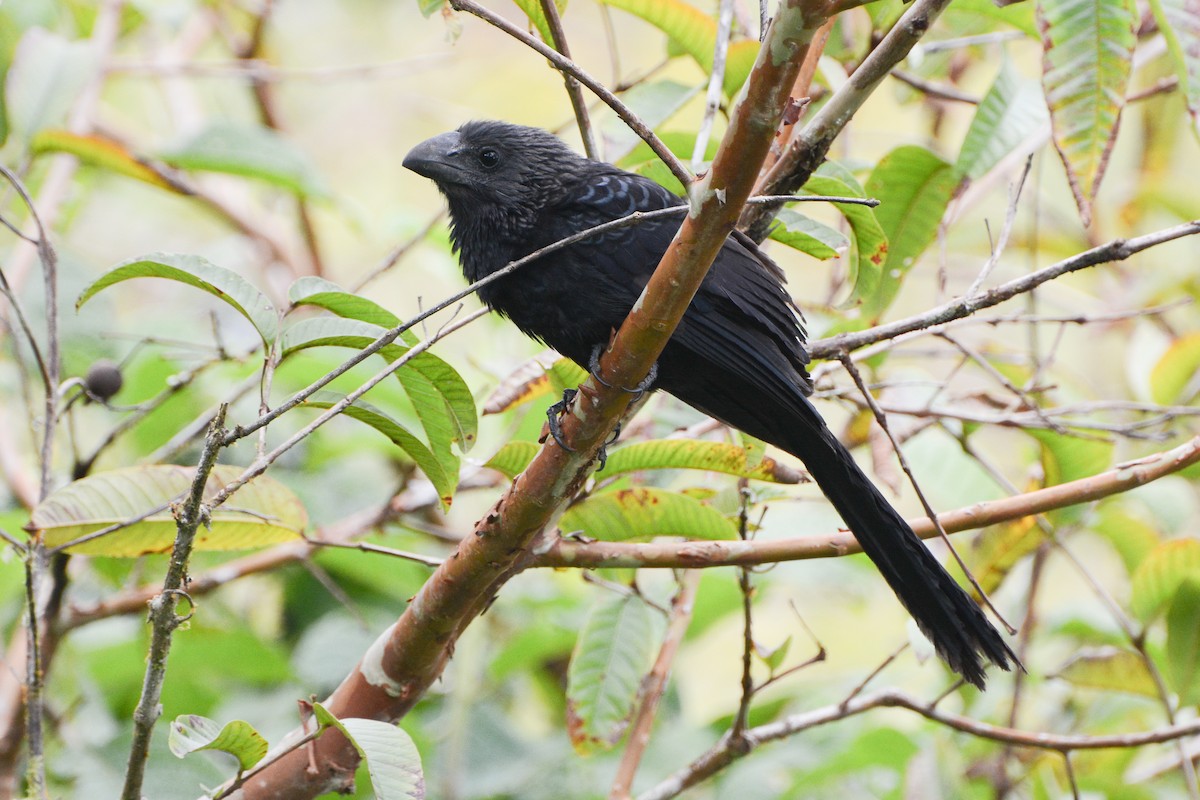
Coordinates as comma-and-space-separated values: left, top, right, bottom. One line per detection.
403, 131, 467, 185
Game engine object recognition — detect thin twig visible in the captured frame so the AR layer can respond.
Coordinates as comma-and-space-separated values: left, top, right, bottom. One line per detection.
449, 0, 690, 188
538, 0, 597, 159
609, 571, 701, 800
121, 406, 227, 800
692, 0, 734, 171
842, 352, 1017, 630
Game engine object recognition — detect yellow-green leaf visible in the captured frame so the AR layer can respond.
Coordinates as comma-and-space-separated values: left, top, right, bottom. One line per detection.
560, 487, 737, 542
1167, 577, 1200, 706
1054, 647, 1160, 697
1131, 538, 1200, 621
28, 465, 306, 556
31, 130, 175, 190
602, 440, 804, 483
1149, 332, 1200, 405
1038, 0, 1137, 224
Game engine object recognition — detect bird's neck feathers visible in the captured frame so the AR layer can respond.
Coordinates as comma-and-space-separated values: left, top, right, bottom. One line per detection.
443, 166, 583, 283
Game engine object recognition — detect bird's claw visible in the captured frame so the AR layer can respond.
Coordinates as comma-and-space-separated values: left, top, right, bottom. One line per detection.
545, 388, 578, 452
588, 345, 659, 401
544, 386, 621, 470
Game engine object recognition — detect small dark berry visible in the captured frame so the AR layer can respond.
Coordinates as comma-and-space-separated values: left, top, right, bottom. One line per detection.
85, 359, 123, 401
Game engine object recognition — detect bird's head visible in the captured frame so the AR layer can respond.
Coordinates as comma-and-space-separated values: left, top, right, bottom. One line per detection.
403, 120, 579, 213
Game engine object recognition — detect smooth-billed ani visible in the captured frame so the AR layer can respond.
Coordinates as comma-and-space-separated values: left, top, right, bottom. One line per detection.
403, 120, 1016, 688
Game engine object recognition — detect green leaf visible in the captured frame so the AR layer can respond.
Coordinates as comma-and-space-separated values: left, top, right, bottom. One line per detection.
77, 253, 279, 344
599, 0, 757, 96
281, 316, 477, 459
1092, 504, 1162, 574
943, 0, 1040, 37
31, 130, 175, 190
160, 122, 329, 198
601, 440, 804, 483
801, 168, 888, 309
7, 27, 97, 140
416, 0, 445, 17
1131, 538, 1200, 621
1038, 0, 1137, 225
1149, 0, 1200, 137
768, 209, 849, 260
951, 516, 1042, 598
28, 465, 307, 556
1167, 577, 1200, 706
598, 79, 700, 166
1149, 332, 1200, 405
302, 391, 456, 509
510, 0, 567, 46
559, 487, 738, 542
288, 277, 404, 330
484, 441, 540, 479
168, 715, 268, 771
312, 705, 425, 799
863, 145, 960, 320
566, 593, 662, 754
956, 62, 1049, 181
1053, 647, 1160, 697
1027, 428, 1114, 524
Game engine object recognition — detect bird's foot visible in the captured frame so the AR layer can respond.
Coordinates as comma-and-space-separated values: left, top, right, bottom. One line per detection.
588, 345, 658, 401
543, 386, 621, 470
544, 388, 578, 452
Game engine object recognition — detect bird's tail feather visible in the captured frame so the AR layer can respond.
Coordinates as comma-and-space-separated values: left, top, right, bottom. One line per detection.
780, 413, 1017, 688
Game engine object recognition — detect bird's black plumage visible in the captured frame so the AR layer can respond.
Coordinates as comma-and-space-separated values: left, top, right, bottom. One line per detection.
404, 120, 1017, 688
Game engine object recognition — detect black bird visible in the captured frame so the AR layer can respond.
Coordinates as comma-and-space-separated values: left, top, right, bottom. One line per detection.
403, 120, 1017, 688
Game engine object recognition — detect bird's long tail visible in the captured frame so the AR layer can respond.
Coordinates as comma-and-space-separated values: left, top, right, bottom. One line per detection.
779, 409, 1018, 688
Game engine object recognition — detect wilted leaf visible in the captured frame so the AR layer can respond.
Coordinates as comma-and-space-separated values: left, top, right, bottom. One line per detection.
28, 465, 306, 556
952, 516, 1042, 598
482, 350, 562, 414
566, 593, 661, 753
77, 253, 279, 344
169, 715, 268, 771
1038, 0, 1137, 224
559, 487, 737, 542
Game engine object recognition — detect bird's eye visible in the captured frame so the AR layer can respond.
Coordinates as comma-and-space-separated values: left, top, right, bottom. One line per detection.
477, 148, 500, 169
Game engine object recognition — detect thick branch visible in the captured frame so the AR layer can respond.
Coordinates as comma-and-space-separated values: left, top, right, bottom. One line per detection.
221, 3, 828, 796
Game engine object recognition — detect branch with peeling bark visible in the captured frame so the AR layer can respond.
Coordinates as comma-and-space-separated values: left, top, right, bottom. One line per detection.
215, 3, 836, 796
